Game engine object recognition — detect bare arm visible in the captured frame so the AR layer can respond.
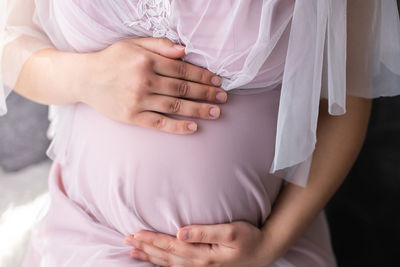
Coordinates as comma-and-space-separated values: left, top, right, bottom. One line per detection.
13, 48, 88, 106
10, 37, 227, 134
117, 1, 391, 266
119, 93, 372, 267
256, 1, 376, 263
258, 95, 372, 264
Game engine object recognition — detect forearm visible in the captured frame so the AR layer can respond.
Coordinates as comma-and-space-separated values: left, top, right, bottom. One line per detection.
12, 47, 90, 106
259, 95, 372, 263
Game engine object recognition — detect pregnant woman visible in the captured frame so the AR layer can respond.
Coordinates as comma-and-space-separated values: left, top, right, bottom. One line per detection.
2, 0, 400, 266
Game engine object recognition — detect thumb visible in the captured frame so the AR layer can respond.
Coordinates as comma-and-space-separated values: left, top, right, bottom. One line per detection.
177, 224, 235, 244
131, 37, 186, 59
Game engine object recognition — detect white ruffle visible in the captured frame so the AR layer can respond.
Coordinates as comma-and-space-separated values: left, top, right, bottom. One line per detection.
1, 0, 54, 116
269, 0, 400, 187
269, 0, 347, 186
1, 0, 400, 187
124, 0, 180, 43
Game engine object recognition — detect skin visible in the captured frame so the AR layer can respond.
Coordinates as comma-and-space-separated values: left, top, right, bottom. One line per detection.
13, 37, 228, 134
16, 40, 371, 267
123, 1, 376, 266
124, 95, 372, 267
12, 1, 374, 265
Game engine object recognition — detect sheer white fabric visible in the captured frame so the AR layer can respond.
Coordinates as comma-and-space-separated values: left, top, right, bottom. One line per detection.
0, 0, 53, 115
272, 0, 400, 186
1, 0, 400, 187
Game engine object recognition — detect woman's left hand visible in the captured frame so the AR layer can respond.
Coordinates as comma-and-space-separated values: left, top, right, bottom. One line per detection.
124, 221, 271, 267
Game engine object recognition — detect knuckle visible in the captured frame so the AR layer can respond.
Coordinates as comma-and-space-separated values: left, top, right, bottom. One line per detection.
153, 116, 166, 130
204, 87, 213, 100
192, 106, 201, 118
169, 98, 182, 113
200, 103, 211, 118
137, 76, 153, 89
172, 122, 183, 133
199, 70, 208, 83
122, 105, 136, 122
165, 241, 176, 253
178, 82, 190, 97
225, 225, 236, 242
198, 87, 211, 100
177, 62, 188, 79
198, 231, 208, 243
135, 53, 153, 69
133, 240, 143, 249
129, 91, 141, 105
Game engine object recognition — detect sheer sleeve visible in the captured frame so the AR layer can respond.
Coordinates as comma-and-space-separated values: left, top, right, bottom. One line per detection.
0, 0, 54, 116
346, 0, 400, 98
269, 0, 400, 187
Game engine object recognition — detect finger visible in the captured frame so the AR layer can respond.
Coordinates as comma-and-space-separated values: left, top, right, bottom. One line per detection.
177, 224, 237, 245
129, 239, 187, 266
130, 249, 169, 267
131, 37, 186, 59
151, 75, 228, 104
152, 55, 222, 86
132, 111, 198, 134
132, 231, 212, 259
141, 94, 221, 120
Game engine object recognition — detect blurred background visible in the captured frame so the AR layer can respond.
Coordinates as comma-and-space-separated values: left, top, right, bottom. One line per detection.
1, 2, 400, 267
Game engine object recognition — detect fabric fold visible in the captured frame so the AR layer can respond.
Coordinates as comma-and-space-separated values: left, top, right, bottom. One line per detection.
1, 0, 54, 116
270, 0, 400, 187
1, 0, 400, 188
269, 0, 347, 187
325, 0, 347, 115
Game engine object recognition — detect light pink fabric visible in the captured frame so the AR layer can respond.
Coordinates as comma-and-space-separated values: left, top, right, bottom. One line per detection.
23, 88, 336, 266
2, 0, 400, 186
0, 0, 398, 266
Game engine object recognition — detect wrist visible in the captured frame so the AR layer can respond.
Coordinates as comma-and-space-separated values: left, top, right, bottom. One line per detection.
37, 48, 93, 105
69, 52, 95, 104
255, 221, 288, 266
17, 48, 87, 106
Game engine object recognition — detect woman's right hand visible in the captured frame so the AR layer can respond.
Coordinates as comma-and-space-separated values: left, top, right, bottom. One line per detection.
80, 37, 228, 134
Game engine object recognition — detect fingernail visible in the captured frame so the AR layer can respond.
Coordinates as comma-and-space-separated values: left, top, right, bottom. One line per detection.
187, 123, 197, 131
209, 107, 219, 117
173, 44, 185, 51
211, 76, 222, 86
124, 234, 134, 244
181, 230, 190, 241
216, 92, 227, 102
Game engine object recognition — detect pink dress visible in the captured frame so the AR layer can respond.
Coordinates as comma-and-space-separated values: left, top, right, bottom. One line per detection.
24, 87, 337, 267
22, 1, 339, 266
1, 0, 400, 266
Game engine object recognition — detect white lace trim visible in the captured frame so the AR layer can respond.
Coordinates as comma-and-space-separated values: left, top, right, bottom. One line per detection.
124, 0, 180, 42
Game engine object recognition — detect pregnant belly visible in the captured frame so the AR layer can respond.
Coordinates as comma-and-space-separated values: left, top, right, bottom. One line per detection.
61, 87, 283, 236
